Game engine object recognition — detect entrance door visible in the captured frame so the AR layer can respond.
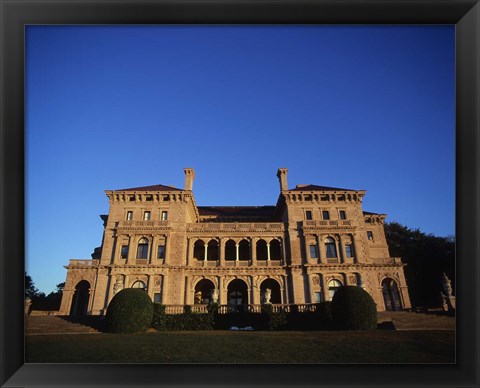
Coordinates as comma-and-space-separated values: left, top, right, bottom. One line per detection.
227, 279, 248, 307
382, 278, 402, 311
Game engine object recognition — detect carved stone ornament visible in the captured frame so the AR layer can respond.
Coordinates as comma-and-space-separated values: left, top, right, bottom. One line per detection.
349, 275, 357, 285
312, 276, 320, 285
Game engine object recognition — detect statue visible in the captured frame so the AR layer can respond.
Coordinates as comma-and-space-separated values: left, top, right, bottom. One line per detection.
263, 288, 272, 304
210, 288, 219, 304
113, 277, 124, 295
440, 273, 455, 313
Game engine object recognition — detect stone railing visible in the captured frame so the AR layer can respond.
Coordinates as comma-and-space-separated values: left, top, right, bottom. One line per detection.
117, 220, 168, 228
162, 303, 319, 315
192, 259, 283, 267
187, 222, 284, 232
68, 259, 99, 267
370, 257, 403, 265
303, 220, 352, 227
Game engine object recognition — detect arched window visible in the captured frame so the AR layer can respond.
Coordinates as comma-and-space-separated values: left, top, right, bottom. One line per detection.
325, 237, 337, 258
137, 238, 149, 259
131, 280, 147, 291
328, 279, 342, 300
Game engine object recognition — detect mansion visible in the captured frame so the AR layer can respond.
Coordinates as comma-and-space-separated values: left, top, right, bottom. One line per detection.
59, 168, 411, 316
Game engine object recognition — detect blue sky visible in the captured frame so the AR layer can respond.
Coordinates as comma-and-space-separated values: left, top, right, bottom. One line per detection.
26, 25, 455, 293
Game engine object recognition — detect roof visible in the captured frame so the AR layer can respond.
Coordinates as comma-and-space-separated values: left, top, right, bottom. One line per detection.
198, 206, 276, 217
289, 184, 358, 192
111, 184, 182, 192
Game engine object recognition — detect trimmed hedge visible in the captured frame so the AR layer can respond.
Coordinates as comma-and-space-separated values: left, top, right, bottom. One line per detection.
152, 303, 213, 331
331, 286, 377, 330
106, 288, 153, 333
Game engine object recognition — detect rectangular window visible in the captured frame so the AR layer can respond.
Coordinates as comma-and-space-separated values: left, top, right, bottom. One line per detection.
367, 231, 374, 240
120, 245, 128, 259
144, 211, 151, 221
309, 244, 318, 259
154, 293, 162, 303
322, 210, 330, 220
161, 211, 168, 221
325, 243, 337, 258
157, 245, 165, 259
129, 195, 135, 201
126, 211, 133, 221
314, 292, 322, 303
305, 210, 312, 220
145, 195, 153, 201
345, 244, 353, 258
339, 210, 346, 220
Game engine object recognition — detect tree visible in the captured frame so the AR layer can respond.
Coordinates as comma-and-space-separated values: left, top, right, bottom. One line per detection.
384, 222, 455, 309
25, 272, 39, 300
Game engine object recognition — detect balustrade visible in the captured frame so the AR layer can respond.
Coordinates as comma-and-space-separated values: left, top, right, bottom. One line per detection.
161, 303, 319, 314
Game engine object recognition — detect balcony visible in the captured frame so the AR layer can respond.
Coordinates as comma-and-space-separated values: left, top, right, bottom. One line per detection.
117, 220, 168, 228
68, 259, 99, 267
187, 222, 284, 233
303, 220, 352, 228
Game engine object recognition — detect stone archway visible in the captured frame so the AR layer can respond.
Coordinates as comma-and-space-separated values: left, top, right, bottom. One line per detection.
194, 279, 215, 304
227, 279, 248, 307
69, 280, 90, 316
382, 278, 402, 311
260, 278, 282, 304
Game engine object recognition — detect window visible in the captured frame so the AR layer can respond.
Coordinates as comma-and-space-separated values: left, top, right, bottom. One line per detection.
314, 292, 322, 303
145, 195, 153, 201
325, 237, 337, 258
345, 244, 354, 258
126, 211, 133, 221
154, 293, 162, 303
144, 211, 151, 221
367, 231, 374, 240
157, 245, 165, 259
328, 279, 342, 300
131, 280, 146, 291
339, 210, 346, 220
309, 244, 318, 259
322, 210, 330, 220
137, 238, 149, 259
120, 245, 128, 259
161, 211, 168, 221
305, 210, 312, 220
129, 195, 135, 202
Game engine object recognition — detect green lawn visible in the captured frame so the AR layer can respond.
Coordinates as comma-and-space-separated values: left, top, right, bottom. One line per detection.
26, 330, 455, 363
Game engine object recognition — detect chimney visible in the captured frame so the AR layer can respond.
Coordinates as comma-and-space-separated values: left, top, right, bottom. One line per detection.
277, 168, 288, 192
184, 168, 195, 191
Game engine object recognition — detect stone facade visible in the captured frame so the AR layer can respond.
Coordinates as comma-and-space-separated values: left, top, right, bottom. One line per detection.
59, 168, 411, 316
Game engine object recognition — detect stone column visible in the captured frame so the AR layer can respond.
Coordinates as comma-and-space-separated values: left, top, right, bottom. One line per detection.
252, 276, 260, 305
164, 235, 169, 265
352, 234, 361, 263
219, 238, 225, 266
150, 236, 158, 264
251, 238, 257, 266
267, 242, 271, 261
107, 274, 116, 305
147, 274, 154, 301
113, 236, 122, 265
317, 234, 325, 263
339, 235, 347, 263
187, 238, 194, 266
306, 273, 313, 303
218, 276, 225, 305
161, 274, 168, 304
235, 243, 239, 261
126, 235, 135, 265
124, 275, 130, 289
204, 242, 208, 262
320, 274, 329, 302
184, 276, 191, 305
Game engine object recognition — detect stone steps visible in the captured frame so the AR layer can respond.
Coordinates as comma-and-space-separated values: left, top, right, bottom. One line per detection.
26, 315, 104, 335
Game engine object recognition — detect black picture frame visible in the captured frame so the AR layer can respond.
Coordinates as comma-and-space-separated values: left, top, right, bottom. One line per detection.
1, 1, 479, 387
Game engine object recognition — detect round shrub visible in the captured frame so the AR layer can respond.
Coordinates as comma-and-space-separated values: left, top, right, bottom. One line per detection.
106, 288, 153, 333
316, 301, 334, 329
331, 286, 377, 330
